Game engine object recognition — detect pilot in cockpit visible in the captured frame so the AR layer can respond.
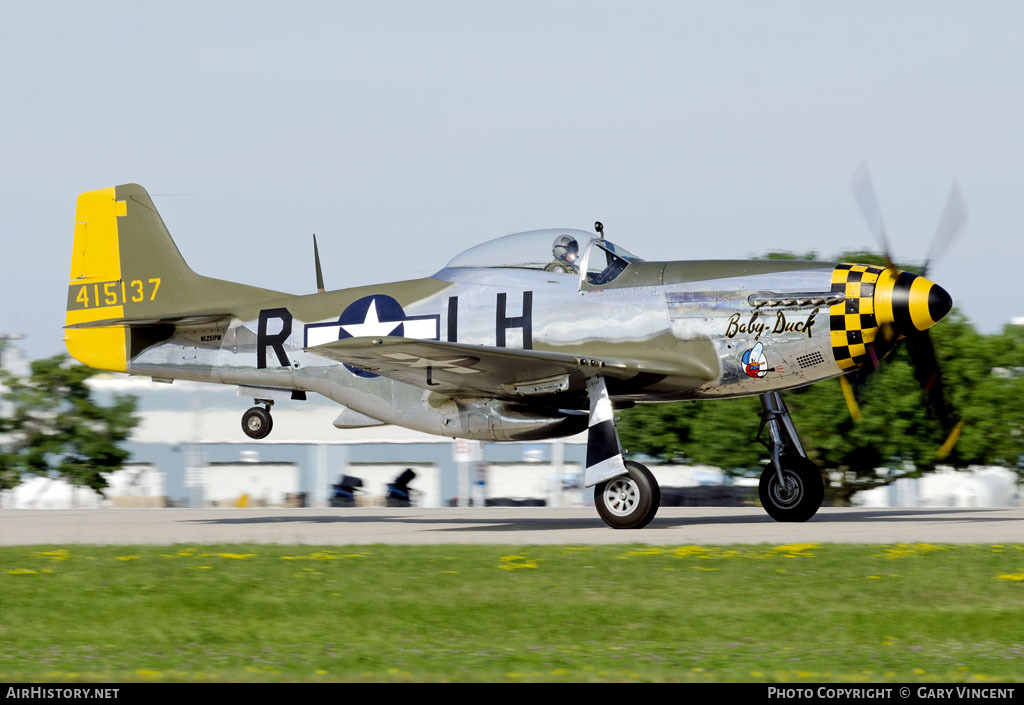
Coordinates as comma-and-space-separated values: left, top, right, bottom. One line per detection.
546, 234, 579, 274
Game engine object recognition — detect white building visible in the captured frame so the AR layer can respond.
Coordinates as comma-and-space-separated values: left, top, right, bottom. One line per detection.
852, 466, 1019, 508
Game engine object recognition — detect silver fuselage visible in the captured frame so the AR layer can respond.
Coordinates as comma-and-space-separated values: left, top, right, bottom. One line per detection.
126, 259, 843, 441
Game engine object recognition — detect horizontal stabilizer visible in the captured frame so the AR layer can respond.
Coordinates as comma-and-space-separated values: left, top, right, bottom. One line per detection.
64, 313, 231, 330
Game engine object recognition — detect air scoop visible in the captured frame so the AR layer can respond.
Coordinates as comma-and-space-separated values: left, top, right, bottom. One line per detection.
874, 269, 952, 337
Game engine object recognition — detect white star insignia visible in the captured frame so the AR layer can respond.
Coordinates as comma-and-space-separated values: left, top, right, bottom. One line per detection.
340, 300, 402, 338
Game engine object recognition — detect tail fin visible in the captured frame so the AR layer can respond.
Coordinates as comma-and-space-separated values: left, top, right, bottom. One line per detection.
65, 184, 283, 372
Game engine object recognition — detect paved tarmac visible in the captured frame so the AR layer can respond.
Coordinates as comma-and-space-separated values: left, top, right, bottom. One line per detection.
2, 506, 1023, 545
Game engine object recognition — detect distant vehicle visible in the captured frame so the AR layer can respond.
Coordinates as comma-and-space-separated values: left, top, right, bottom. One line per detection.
329, 475, 363, 508
62, 174, 963, 528
385, 469, 417, 508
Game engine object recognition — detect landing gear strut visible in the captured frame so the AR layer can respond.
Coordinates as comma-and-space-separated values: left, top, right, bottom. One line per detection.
586, 375, 661, 529
241, 400, 274, 440
756, 391, 823, 522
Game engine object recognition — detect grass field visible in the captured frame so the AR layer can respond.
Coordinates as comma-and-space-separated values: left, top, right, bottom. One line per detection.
1, 543, 1022, 682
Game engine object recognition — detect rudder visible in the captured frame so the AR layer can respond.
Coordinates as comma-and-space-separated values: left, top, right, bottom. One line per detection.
65, 184, 282, 372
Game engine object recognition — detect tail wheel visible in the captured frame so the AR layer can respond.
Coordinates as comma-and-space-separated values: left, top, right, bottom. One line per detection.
759, 455, 823, 522
241, 406, 273, 440
594, 461, 660, 529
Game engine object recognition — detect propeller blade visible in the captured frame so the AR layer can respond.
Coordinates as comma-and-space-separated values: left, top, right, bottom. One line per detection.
903, 330, 962, 456
936, 420, 965, 461
847, 164, 964, 454
838, 374, 862, 422
922, 180, 968, 277
851, 160, 896, 270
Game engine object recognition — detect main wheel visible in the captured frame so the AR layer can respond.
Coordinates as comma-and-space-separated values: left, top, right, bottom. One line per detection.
594, 461, 660, 529
759, 455, 823, 522
241, 406, 273, 440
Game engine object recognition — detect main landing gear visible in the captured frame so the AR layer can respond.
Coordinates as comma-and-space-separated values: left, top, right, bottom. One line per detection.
241, 400, 274, 440
756, 391, 823, 522
585, 375, 661, 530
594, 460, 660, 530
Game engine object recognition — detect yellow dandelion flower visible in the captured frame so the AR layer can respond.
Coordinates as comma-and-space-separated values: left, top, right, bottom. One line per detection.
217, 553, 256, 560
7, 568, 37, 575
116, 555, 140, 562
622, 547, 666, 558
671, 546, 711, 558
31, 549, 70, 561
774, 543, 819, 556
498, 562, 538, 570
995, 573, 1024, 581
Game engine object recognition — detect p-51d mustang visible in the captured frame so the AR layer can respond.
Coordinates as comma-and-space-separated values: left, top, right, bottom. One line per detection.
63, 177, 962, 528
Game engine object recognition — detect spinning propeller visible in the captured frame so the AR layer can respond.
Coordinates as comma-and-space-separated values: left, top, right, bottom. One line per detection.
843, 162, 968, 458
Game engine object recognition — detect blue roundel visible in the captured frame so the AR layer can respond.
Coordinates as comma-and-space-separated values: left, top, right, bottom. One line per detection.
337, 295, 408, 378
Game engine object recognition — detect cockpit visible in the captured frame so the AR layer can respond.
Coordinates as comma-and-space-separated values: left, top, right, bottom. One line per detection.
444, 229, 643, 286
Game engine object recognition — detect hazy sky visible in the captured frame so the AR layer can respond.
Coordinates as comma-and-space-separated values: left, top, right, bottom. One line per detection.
2, 1, 1021, 358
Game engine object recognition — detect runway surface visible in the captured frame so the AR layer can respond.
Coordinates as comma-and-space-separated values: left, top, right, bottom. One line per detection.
2, 506, 1023, 545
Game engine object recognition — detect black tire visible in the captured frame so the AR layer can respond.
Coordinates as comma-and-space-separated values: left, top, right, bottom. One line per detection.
241, 407, 273, 440
759, 455, 823, 522
594, 461, 660, 529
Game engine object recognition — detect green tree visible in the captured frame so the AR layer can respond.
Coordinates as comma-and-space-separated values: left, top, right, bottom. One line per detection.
0, 355, 138, 493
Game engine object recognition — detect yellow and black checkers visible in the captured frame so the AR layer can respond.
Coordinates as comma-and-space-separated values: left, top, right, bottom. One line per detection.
830, 264, 884, 371
829, 263, 953, 371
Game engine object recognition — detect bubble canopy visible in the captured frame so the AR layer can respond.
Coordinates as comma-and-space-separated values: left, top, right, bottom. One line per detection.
444, 229, 642, 272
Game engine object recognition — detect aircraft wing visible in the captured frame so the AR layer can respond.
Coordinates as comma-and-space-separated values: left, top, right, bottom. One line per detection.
305, 336, 716, 398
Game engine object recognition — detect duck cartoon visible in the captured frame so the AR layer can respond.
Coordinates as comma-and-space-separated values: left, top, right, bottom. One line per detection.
742, 342, 769, 378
